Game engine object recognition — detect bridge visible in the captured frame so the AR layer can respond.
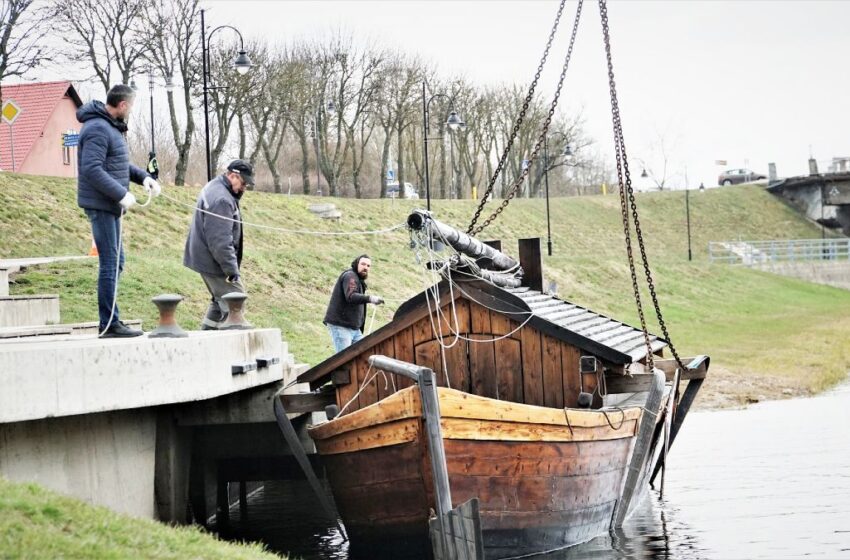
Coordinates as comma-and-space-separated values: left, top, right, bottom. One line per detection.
767, 172, 850, 236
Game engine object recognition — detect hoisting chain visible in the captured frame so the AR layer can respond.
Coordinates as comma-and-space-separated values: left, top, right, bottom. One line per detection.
599, 0, 685, 372
466, 0, 580, 235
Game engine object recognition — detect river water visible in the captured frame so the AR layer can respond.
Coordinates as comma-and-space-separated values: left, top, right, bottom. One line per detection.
222, 383, 850, 559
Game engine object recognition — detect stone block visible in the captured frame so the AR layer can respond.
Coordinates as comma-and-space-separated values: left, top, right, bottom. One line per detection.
0, 295, 60, 328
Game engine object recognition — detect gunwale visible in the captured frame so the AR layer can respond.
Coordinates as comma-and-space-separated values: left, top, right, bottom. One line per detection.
309, 385, 643, 455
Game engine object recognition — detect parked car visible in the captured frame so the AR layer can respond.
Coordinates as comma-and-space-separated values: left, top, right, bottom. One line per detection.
717, 168, 766, 186
386, 181, 419, 199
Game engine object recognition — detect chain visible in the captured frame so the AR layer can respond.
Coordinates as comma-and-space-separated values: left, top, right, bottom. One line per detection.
468, 0, 584, 237
598, 0, 685, 372
466, 0, 569, 235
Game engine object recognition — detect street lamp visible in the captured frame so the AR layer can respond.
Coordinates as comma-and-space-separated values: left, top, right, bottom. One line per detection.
421, 81, 465, 211
542, 131, 572, 256
200, 9, 252, 181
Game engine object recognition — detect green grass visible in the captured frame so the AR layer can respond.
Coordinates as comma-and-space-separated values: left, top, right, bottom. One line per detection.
2, 172, 849, 394
0, 477, 283, 559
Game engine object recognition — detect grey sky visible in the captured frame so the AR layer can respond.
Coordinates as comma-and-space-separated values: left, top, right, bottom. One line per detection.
207, 0, 850, 189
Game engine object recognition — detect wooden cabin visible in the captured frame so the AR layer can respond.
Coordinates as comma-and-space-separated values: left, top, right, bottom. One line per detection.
295, 239, 668, 416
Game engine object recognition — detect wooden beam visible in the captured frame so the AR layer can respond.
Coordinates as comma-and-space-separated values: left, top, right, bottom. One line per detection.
604, 355, 709, 393
331, 369, 350, 386
518, 238, 543, 292
278, 390, 336, 414
650, 377, 705, 484
604, 366, 706, 394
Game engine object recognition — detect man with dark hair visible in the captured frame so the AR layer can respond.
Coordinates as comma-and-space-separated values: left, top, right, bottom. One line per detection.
77, 83, 161, 338
184, 159, 254, 329
323, 255, 384, 352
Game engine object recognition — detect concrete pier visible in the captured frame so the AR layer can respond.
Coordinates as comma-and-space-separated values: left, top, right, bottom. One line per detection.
0, 329, 296, 520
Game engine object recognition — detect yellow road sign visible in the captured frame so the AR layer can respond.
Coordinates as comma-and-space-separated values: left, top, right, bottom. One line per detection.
2, 100, 22, 124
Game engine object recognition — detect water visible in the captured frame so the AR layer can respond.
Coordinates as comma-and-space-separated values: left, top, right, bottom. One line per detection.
222, 384, 850, 559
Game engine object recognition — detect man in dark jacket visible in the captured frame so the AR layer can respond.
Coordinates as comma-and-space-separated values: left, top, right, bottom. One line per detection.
183, 160, 253, 329
77, 84, 161, 338
323, 255, 384, 352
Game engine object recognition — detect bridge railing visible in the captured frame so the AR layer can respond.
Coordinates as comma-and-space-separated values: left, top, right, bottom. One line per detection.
708, 238, 850, 265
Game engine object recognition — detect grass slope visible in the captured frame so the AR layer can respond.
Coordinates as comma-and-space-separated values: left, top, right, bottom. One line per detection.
0, 477, 282, 559
2, 172, 849, 406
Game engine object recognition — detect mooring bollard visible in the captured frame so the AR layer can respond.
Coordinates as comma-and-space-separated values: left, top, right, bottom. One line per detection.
149, 294, 188, 338
219, 292, 252, 330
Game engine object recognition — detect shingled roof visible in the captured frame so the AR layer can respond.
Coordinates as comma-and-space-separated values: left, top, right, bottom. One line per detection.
0, 81, 83, 171
502, 285, 667, 361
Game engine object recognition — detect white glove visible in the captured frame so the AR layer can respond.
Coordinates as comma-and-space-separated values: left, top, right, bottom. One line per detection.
119, 192, 137, 211
369, 295, 385, 305
143, 176, 161, 198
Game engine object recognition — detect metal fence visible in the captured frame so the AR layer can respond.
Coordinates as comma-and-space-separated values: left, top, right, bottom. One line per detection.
708, 238, 850, 265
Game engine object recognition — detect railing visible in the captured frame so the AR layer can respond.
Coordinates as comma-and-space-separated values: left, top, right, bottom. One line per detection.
708, 238, 850, 265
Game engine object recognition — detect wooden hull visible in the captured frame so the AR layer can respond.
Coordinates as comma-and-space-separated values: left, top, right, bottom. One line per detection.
309, 387, 651, 558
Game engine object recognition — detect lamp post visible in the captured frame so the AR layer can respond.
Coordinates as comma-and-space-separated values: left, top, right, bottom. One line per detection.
141, 68, 175, 180
200, 9, 252, 182
542, 132, 572, 256
421, 81, 465, 211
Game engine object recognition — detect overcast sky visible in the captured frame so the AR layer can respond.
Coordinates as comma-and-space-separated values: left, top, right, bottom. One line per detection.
205, 0, 850, 189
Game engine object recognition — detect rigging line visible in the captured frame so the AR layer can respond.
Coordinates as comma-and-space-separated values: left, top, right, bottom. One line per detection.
468, 0, 585, 236
338, 363, 380, 416
600, 407, 626, 430
598, 0, 654, 370
562, 408, 574, 436
598, 0, 684, 372
416, 243, 457, 387
467, 0, 574, 233
158, 191, 406, 236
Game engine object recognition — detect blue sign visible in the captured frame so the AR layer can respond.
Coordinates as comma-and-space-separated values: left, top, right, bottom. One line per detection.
387, 169, 395, 181
62, 133, 80, 147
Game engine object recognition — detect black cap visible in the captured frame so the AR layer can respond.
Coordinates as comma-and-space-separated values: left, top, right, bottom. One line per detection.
227, 159, 255, 186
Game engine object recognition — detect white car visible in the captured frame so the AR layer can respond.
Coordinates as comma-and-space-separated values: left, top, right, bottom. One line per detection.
386, 181, 419, 199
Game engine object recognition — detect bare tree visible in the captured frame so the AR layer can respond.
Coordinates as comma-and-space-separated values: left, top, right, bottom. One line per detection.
142, 0, 202, 186
0, 0, 53, 104
374, 54, 422, 197
246, 45, 293, 193
339, 46, 383, 198
52, 0, 148, 93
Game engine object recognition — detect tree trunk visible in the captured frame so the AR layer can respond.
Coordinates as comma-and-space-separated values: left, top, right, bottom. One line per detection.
396, 126, 405, 194
297, 131, 311, 195
379, 127, 391, 198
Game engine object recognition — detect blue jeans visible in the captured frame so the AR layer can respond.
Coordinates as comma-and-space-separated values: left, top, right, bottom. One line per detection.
327, 324, 363, 353
85, 209, 125, 329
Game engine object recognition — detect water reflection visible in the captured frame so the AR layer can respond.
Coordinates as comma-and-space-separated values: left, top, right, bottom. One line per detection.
222, 384, 850, 560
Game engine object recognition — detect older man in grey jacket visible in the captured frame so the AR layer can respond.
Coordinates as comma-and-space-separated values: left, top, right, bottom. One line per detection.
184, 160, 253, 329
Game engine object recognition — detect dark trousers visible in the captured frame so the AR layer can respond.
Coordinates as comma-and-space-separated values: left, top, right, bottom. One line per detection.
200, 273, 245, 328
85, 209, 125, 329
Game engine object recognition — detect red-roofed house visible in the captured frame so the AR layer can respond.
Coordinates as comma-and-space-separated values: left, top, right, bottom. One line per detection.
0, 81, 83, 178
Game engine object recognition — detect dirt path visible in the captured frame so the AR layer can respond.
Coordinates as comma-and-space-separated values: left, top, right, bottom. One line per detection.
692, 365, 814, 410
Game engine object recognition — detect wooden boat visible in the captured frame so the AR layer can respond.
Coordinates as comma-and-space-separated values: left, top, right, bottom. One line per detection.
288, 236, 708, 559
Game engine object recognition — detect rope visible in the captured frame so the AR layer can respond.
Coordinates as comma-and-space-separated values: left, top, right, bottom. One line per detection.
366, 304, 378, 335
600, 407, 626, 430
338, 363, 381, 416
562, 408, 574, 436
159, 191, 406, 237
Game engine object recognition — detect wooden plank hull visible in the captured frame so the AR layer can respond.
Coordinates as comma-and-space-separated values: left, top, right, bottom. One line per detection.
310, 387, 649, 558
